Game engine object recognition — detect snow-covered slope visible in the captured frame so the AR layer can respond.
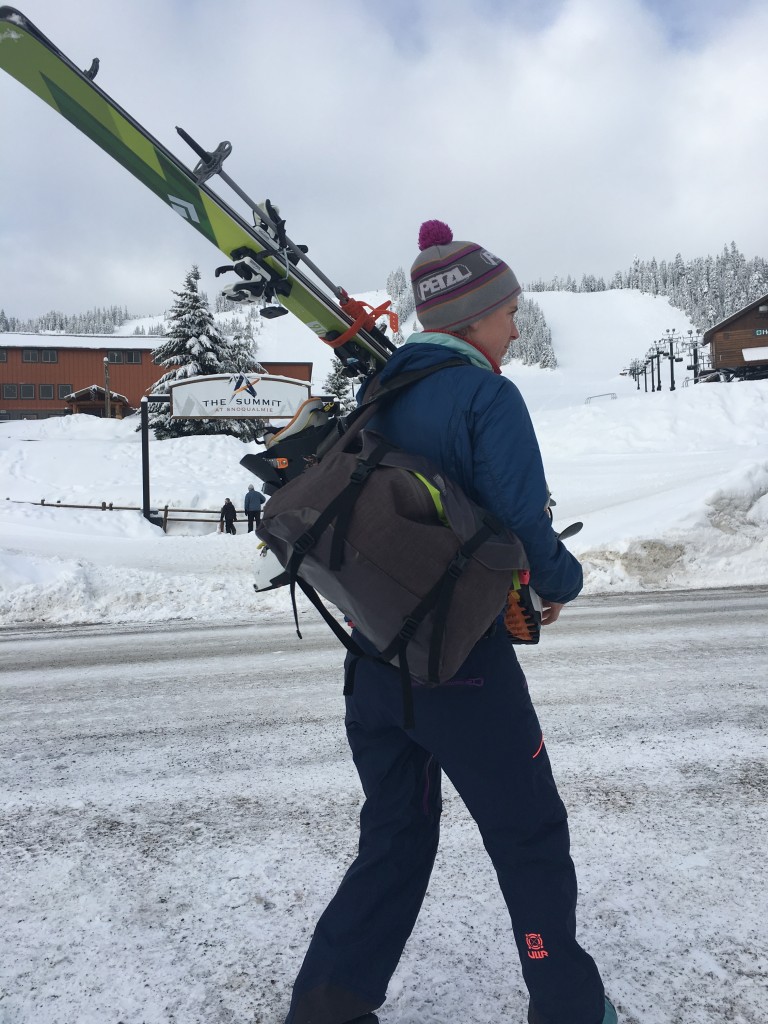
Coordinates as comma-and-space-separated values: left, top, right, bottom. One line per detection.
2, 289, 767, 626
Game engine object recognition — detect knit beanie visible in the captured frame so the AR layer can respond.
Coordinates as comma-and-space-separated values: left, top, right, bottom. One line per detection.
410, 220, 521, 332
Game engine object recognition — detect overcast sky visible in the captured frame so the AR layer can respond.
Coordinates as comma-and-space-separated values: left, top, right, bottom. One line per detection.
1, 0, 766, 319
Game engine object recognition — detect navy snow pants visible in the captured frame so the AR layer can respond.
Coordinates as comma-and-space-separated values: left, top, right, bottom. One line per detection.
284, 630, 605, 1024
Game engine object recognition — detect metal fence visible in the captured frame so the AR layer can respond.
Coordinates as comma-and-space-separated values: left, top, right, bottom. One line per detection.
12, 499, 243, 532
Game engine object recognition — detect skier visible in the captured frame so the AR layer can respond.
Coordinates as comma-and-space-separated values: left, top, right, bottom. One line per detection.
244, 483, 266, 532
284, 222, 617, 1024
219, 498, 237, 535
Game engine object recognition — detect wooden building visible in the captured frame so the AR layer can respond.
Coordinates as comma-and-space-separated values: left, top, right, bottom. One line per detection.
702, 294, 768, 381
0, 333, 312, 419
65, 385, 133, 419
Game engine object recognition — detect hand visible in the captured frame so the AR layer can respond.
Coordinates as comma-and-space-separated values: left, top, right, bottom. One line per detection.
541, 601, 565, 625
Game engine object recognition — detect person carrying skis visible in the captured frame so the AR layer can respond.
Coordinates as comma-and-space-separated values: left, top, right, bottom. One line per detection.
283, 221, 616, 1024
219, 497, 237, 535
244, 483, 266, 532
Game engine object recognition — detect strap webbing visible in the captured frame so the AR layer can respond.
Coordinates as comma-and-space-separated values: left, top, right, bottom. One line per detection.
316, 359, 468, 463
328, 440, 392, 570
378, 518, 497, 682
426, 519, 497, 681
398, 643, 416, 730
294, 576, 368, 659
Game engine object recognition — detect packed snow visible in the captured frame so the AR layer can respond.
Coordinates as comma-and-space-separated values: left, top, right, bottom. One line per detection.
2, 594, 767, 1024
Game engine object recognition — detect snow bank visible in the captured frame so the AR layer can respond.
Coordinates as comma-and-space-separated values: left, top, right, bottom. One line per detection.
2, 290, 767, 627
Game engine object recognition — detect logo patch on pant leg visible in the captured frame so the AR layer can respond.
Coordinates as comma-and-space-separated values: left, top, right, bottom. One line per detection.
525, 933, 549, 959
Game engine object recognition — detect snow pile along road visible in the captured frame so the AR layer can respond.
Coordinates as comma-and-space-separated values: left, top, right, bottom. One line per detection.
1, 290, 767, 627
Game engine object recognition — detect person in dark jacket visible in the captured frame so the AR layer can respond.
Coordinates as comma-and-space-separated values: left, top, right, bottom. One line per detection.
219, 497, 237, 535
284, 222, 616, 1024
244, 483, 266, 532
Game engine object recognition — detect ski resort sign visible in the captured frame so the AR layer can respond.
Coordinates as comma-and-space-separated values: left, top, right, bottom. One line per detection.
168, 374, 311, 419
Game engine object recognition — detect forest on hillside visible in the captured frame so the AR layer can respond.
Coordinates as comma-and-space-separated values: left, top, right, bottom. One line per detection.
3, 245, 767, 370
525, 243, 768, 332
0, 305, 134, 335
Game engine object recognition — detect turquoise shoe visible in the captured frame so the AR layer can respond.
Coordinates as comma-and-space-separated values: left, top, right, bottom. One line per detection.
528, 994, 617, 1023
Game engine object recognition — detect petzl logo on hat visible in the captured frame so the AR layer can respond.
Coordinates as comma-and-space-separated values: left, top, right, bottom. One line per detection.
410, 220, 521, 333
417, 263, 472, 301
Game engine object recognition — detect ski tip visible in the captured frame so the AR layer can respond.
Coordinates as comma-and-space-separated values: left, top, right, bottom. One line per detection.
557, 521, 584, 541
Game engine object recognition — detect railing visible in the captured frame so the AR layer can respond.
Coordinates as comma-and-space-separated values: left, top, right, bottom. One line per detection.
584, 393, 617, 404
8, 498, 246, 532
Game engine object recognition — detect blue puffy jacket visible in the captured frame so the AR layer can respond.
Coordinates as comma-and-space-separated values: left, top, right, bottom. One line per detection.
244, 488, 266, 512
361, 332, 582, 604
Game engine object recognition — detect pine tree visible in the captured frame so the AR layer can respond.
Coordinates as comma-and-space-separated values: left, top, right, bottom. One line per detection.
322, 357, 356, 413
386, 265, 415, 344
147, 266, 265, 440
505, 296, 557, 369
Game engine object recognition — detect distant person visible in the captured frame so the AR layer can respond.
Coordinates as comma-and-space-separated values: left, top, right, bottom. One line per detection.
244, 483, 266, 532
219, 498, 237, 535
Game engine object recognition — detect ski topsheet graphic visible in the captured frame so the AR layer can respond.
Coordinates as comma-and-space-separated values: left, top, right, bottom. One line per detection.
0, 7, 394, 374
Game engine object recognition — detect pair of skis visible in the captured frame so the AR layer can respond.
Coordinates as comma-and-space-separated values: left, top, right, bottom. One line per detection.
0, 6, 395, 386
0, 7, 583, 559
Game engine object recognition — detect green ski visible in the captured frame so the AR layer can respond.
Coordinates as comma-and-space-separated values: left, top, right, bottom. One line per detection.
0, 6, 393, 374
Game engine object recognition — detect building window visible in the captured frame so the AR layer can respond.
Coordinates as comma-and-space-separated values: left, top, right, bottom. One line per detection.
107, 350, 124, 363
125, 350, 142, 364
20, 384, 35, 400
22, 348, 39, 362
759, 305, 768, 315
58, 384, 73, 400
0, 348, 7, 362
3, 384, 18, 399
40, 384, 54, 400
41, 349, 58, 363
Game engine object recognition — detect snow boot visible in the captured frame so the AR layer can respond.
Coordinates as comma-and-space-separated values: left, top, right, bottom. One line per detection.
527, 995, 617, 1024
603, 998, 618, 1024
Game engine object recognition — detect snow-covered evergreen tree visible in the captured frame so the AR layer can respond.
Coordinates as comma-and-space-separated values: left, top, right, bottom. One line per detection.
323, 357, 356, 413
504, 296, 557, 369
148, 266, 265, 441
385, 265, 415, 344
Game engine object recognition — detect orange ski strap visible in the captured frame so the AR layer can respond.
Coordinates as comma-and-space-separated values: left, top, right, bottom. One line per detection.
323, 295, 399, 349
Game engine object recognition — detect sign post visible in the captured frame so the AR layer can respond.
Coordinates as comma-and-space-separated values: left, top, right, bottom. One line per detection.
141, 375, 312, 524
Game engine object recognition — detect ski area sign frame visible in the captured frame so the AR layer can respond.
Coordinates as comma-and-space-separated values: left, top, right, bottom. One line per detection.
168, 374, 311, 420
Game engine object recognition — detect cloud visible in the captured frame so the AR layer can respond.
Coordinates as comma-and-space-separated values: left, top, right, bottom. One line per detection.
1, 0, 766, 318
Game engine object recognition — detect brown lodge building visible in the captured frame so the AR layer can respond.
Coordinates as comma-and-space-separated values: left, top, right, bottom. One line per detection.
0, 334, 312, 420
702, 292, 768, 380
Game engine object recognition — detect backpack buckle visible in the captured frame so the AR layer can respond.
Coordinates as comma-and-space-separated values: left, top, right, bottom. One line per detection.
293, 531, 316, 556
350, 460, 376, 484
448, 551, 469, 578
399, 616, 420, 641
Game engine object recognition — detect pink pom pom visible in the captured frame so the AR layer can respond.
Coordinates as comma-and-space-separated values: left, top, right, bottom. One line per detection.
418, 219, 453, 250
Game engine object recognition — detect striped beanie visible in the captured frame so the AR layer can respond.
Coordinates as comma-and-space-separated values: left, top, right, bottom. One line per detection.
411, 220, 521, 332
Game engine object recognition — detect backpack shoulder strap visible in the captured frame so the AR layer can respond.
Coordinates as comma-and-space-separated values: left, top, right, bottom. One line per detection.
317, 357, 468, 460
